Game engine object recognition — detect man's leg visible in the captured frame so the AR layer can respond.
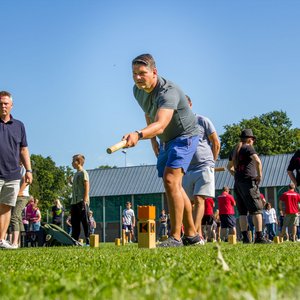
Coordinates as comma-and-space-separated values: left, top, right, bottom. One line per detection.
164, 167, 196, 240
0, 203, 12, 240
192, 195, 205, 236
11, 197, 27, 246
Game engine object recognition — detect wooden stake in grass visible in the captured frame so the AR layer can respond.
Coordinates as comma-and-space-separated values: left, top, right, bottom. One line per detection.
216, 243, 230, 272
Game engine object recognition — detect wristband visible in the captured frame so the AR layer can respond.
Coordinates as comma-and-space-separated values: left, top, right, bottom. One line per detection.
26, 170, 33, 173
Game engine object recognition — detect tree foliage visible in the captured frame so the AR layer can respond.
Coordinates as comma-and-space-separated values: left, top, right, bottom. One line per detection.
219, 111, 300, 158
30, 154, 73, 216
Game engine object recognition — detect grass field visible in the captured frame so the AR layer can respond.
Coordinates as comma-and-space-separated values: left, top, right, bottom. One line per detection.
1, 242, 300, 300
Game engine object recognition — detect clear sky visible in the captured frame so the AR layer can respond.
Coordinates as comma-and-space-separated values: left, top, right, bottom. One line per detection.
1, 0, 299, 170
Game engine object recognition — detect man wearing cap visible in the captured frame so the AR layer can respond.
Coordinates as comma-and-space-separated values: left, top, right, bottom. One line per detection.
122, 54, 200, 247
227, 129, 270, 244
0, 91, 32, 249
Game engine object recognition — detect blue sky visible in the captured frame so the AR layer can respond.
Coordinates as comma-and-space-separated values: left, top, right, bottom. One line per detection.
1, 0, 299, 170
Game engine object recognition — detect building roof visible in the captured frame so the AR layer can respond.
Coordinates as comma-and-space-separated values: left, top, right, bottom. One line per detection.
88, 153, 293, 197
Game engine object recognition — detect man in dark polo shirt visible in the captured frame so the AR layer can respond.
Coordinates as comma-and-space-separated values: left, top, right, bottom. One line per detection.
0, 91, 32, 249
122, 54, 200, 247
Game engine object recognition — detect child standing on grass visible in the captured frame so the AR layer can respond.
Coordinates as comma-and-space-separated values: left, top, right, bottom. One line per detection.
71, 154, 90, 245
122, 202, 135, 243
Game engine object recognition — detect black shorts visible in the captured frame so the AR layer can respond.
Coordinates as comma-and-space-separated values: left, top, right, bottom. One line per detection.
234, 180, 263, 215
202, 215, 214, 225
122, 224, 132, 231
220, 214, 236, 229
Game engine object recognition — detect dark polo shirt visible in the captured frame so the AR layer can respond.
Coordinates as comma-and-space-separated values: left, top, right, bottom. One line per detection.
0, 115, 28, 180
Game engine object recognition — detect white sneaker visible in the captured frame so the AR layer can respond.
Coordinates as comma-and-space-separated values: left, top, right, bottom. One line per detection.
0, 239, 17, 249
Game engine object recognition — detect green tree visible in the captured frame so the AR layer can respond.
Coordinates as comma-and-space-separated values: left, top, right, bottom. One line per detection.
219, 111, 300, 158
30, 155, 73, 218
97, 165, 117, 169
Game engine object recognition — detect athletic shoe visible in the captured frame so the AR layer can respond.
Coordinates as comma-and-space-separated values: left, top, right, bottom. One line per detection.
182, 234, 205, 246
242, 238, 251, 244
0, 240, 17, 249
254, 237, 272, 244
157, 236, 183, 247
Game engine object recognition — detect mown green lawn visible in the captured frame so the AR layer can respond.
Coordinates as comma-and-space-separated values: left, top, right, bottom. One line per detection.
0, 242, 300, 300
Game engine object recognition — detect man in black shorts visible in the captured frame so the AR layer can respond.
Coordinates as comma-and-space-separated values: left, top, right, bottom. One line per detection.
227, 129, 270, 244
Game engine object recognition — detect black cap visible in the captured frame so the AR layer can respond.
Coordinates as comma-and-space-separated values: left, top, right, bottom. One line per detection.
240, 129, 256, 139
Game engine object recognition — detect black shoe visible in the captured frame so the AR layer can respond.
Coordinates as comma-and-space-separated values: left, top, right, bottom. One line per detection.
254, 237, 272, 244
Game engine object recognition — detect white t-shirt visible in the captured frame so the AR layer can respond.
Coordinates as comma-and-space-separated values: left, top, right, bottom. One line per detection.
263, 208, 277, 224
123, 208, 135, 225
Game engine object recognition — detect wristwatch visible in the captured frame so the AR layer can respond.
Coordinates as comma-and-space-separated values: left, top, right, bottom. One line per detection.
26, 169, 33, 173
135, 130, 143, 140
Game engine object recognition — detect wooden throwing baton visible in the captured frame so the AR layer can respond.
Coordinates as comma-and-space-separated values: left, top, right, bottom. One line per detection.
215, 167, 226, 172
106, 140, 127, 154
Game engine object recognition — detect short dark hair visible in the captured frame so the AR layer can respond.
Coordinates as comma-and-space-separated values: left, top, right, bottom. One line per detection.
132, 54, 156, 69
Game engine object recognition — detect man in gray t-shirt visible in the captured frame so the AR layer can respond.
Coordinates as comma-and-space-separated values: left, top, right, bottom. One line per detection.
122, 54, 201, 247
183, 95, 220, 241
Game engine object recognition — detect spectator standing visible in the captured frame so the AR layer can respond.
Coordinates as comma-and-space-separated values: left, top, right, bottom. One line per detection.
66, 213, 72, 235
158, 209, 168, 238
71, 154, 90, 245
202, 197, 215, 242
227, 128, 270, 244
88, 210, 96, 235
263, 202, 277, 241
217, 186, 237, 241
9, 164, 31, 247
0, 91, 32, 249
182, 95, 220, 245
122, 202, 135, 243
30, 199, 41, 232
279, 183, 300, 242
51, 199, 64, 227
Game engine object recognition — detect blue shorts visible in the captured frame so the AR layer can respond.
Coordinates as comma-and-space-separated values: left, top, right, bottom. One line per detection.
157, 135, 199, 178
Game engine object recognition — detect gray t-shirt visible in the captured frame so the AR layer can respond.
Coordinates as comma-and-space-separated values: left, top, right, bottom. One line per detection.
188, 115, 216, 171
133, 76, 199, 142
71, 169, 89, 205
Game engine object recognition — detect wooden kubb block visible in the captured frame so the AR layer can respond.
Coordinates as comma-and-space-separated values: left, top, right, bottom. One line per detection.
273, 236, 280, 244
228, 234, 237, 244
138, 206, 156, 220
138, 220, 156, 249
115, 238, 121, 246
90, 234, 99, 248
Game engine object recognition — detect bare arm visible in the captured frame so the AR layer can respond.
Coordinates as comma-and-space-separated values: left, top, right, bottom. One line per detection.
83, 180, 89, 204
122, 108, 174, 147
208, 132, 220, 161
18, 176, 28, 196
227, 160, 235, 176
145, 114, 159, 157
288, 170, 298, 187
251, 153, 262, 185
20, 147, 33, 184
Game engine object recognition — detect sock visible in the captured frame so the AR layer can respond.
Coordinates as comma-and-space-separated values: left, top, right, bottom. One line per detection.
242, 231, 249, 241
255, 231, 263, 240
